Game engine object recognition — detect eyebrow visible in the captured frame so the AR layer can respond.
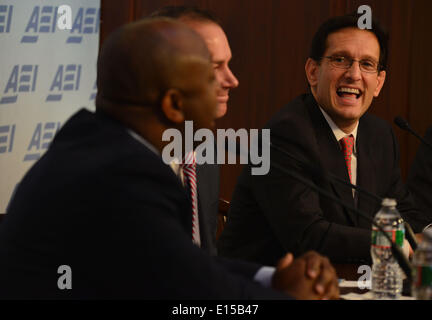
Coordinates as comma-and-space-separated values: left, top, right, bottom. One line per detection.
330, 51, 379, 61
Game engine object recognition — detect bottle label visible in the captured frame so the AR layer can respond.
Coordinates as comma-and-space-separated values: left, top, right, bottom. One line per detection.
414, 266, 432, 287
371, 229, 404, 248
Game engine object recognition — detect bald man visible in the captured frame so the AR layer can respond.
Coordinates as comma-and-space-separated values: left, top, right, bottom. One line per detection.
0, 18, 338, 299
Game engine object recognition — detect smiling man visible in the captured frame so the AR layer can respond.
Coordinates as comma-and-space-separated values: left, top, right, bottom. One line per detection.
151, 6, 239, 119
218, 14, 431, 266
306, 27, 385, 135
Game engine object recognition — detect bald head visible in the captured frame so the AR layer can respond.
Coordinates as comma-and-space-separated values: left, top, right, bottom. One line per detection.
96, 18, 211, 110
95, 18, 218, 154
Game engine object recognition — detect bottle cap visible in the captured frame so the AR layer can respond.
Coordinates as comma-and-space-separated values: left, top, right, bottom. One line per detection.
381, 198, 397, 207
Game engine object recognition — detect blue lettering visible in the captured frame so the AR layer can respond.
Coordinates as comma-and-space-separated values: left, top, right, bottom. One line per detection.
25, 6, 39, 33
71, 7, 83, 34
50, 65, 63, 91
27, 123, 42, 151
4, 65, 19, 94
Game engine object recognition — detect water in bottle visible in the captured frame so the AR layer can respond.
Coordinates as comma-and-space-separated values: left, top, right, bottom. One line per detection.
412, 229, 432, 299
371, 198, 405, 299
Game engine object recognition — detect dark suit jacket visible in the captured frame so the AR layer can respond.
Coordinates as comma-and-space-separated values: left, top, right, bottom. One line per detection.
218, 94, 429, 266
407, 126, 432, 222
197, 161, 219, 256
0, 109, 287, 299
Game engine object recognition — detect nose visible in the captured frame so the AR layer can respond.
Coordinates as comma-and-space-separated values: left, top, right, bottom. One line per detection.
345, 61, 362, 81
222, 66, 239, 89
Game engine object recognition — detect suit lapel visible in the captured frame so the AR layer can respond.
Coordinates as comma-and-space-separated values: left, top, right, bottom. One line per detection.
306, 97, 357, 225
356, 120, 378, 228
195, 164, 209, 244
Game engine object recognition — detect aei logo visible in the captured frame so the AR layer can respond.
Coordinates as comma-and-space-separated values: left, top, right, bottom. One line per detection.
0, 124, 15, 154
0, 65, 38, 104
46, 64, 81, 102
21, 6, 59, 43
23, 122, 61, 162
0, 5, 13, 33
21, 6, 99, 44
66, 7, 99, 43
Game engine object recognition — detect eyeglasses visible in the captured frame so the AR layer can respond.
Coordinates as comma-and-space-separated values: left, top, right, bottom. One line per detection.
323, 56, 380, 73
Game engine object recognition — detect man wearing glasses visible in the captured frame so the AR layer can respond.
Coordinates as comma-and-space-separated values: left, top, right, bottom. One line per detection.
218, 14, 431, 266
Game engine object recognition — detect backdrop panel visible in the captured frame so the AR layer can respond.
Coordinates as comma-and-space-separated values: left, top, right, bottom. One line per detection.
0, 0, 100, 213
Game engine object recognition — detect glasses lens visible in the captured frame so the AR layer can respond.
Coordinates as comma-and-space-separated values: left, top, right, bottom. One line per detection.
328, 56, 378, 73
331, 57, 349, 68
360, 60, 378, 73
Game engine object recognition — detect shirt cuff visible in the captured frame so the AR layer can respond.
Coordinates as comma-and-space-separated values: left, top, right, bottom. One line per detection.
254, 266, 276, 288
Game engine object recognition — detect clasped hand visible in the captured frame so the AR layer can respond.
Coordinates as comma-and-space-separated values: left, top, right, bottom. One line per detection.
272, 251, 340, 300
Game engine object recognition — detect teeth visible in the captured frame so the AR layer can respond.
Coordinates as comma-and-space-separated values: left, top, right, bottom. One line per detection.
337, 87, 360, 94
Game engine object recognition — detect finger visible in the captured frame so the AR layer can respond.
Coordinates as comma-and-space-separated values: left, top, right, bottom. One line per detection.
322, 277, 340, 300
303, 251, 323, 279
403, 239, 411, 258
415, 233, 423, 244
314, 262, 337, 296
277, 253, 294, 269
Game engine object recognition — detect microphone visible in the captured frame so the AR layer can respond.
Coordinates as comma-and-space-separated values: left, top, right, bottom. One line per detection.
394, 116, 432, 151
270, 142, 418, 251
269, 158, 413, 281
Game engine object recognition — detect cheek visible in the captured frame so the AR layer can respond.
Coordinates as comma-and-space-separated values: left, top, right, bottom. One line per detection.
368, 79, 380, 97
214, 69, 224, 86
317, 72, 333, 92
318, 77, 334, 99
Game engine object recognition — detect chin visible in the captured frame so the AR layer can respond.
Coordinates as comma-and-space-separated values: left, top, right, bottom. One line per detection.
335, 104, 365, 118
216, 103, 227, 118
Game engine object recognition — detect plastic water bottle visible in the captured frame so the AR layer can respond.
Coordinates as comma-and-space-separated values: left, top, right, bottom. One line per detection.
412, 229, 432, 299
371, 198, 405, 299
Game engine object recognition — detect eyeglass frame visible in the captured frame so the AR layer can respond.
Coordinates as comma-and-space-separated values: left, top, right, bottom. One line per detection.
321, 55, 382, 74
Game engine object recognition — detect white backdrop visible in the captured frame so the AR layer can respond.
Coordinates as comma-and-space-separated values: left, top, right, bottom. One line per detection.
0, 0, 100, 213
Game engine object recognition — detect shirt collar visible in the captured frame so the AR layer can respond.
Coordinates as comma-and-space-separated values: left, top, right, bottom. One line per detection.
126, 129, 187, 178
318, 106, 358, 153
127, 129, 160, 155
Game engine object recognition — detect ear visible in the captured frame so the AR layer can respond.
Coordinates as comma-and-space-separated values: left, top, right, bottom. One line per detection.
305, 58, 320, 88
373, 70, 386, 97
161, 89, 185, 124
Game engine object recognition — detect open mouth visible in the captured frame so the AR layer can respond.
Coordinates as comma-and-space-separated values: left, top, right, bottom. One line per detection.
336, 87, 362, 99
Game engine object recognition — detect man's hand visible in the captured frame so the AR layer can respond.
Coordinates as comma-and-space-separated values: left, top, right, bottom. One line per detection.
406, 234, 423, 258
271, 251, 339, 300
404, 238, 412, 258
415, 233, 424, 244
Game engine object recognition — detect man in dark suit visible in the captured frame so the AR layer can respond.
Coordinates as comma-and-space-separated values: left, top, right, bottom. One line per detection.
218, 14, 431, 267
0, 18, 339, 299
408, 126, 432, 224
150, 7, 239, 256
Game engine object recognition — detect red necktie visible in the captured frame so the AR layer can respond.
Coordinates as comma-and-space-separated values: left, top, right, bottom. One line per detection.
340, 135, 355, 183
181, 151, 200, 246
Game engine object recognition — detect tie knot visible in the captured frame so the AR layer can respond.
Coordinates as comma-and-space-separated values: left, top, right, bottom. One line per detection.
340, 135, 355, 157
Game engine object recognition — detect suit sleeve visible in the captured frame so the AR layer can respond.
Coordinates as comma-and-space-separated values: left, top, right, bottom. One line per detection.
98, 156, 289, 299
250, 139, 371, 264
386, 127, 432, 232
406, 127, 432, 229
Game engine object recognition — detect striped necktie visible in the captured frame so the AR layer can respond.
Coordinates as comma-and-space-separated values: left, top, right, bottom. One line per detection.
340, 135, 355, 183
181, 151, 200, 246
